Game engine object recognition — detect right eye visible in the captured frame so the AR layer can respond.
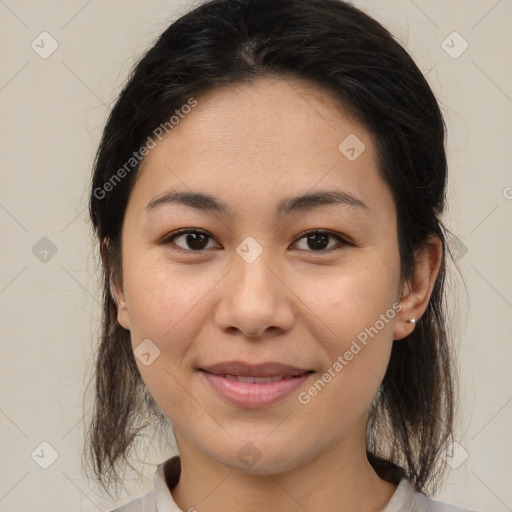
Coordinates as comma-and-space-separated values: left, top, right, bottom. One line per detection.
160, 228, 221, 252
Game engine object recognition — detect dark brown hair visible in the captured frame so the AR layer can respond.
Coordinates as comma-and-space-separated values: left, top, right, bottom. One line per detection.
83, 0, 457, 500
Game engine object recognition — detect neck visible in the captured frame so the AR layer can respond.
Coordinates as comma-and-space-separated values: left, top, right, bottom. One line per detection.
171, 429, 397, 512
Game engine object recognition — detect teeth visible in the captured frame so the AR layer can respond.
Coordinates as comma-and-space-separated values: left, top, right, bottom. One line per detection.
223, 374, 293, 383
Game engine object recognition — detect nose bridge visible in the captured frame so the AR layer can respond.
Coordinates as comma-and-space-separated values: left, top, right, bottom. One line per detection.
232, 236, 279, 308
235, 242, 274, 295
214, 236, 295, 337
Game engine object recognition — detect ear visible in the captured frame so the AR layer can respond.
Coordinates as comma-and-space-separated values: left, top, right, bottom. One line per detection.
394, 235, 443, 340
101, 237, 132, 331
110, 275, 132, 331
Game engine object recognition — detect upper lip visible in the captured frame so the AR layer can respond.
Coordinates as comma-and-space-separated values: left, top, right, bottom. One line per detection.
200, 361, 312, 377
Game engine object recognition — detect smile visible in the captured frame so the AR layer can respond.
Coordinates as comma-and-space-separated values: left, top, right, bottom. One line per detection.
198, 361, 314, 408
222, 374, 299, 383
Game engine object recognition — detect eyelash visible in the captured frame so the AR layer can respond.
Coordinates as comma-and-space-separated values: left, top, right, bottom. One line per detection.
159, 228, 353, 254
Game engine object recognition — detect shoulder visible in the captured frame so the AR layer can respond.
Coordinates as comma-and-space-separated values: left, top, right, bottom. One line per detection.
105, 455, 180, 512
106, 489, 157, 512
428, 498, 477, 512
383, 479, 478, 512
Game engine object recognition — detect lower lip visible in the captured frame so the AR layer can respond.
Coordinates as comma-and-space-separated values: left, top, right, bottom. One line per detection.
200, 371, 313, 408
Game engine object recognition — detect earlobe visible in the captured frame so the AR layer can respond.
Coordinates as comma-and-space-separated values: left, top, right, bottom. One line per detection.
102, 237, 131, 330
117, 302, 131, 331
393, 235, 442, 341
110, 276, 131, 330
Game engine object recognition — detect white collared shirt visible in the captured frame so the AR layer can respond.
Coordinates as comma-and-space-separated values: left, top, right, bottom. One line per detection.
108, 456, 475, 512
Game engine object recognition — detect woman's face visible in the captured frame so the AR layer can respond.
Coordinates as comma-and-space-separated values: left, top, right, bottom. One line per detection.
114, 77, 407, 474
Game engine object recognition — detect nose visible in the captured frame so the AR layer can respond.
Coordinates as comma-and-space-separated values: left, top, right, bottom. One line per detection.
213, 247, 296, 339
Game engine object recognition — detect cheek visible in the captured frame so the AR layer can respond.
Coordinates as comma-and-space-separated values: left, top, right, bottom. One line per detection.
123, 251, 218, 341
293, 255, 399, 397
296, 286, 397, 434
296, 253, 400, 339
122, 257, 221, 417
121, 256, 227, 415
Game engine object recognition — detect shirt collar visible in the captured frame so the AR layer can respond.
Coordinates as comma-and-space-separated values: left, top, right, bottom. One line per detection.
153, 455, 182, 512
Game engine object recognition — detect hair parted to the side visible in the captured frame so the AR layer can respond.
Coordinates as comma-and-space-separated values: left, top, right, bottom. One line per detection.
84, 0, 457, 500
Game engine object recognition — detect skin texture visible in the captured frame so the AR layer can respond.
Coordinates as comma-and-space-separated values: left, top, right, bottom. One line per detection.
112, 77, 442, 512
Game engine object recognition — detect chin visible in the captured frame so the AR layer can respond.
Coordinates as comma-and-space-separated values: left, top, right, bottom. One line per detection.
204, 436, 317, 476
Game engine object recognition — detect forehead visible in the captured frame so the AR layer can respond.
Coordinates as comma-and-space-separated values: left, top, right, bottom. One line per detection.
161, 77, 367, 158
130, 77, 392, 217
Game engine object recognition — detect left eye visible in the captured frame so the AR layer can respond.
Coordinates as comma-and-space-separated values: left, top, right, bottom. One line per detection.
292, 230, 349, 252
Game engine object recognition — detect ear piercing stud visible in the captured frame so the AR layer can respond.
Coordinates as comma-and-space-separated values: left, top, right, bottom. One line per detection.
404, 318, 416, 324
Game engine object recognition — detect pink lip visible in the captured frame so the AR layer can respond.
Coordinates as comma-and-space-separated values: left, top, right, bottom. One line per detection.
200, 368, 314, 408
201, 361, 310, 377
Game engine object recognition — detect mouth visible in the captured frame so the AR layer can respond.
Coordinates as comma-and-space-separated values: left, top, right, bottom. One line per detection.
200, 361, 312, 378
198, 361, 314, 408
215, 374, 306, 383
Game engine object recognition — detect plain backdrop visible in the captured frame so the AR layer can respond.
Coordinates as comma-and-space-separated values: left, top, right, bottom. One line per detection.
1, 1, 511, 510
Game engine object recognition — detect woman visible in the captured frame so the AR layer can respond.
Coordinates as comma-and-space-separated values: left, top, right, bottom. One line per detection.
84, 0, 475, 510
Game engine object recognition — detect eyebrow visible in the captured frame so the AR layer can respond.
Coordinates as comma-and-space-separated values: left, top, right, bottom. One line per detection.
146, 189, 370, 217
